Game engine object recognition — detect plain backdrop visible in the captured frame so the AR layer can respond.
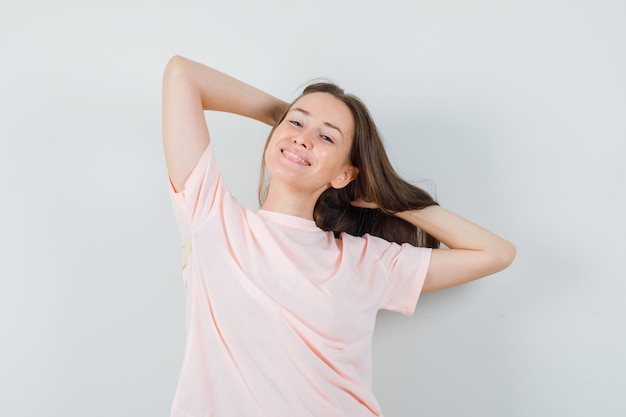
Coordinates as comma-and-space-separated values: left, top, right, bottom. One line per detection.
1, 0, 625, 416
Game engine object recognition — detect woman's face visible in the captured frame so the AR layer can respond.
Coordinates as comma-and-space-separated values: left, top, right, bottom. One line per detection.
264, 92, 357, 196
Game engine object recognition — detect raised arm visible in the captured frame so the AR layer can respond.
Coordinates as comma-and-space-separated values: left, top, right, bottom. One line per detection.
162, 55, 288, 191
396, 206, 516, 292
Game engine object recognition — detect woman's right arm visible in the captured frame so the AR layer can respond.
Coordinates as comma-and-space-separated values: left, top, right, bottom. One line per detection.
162, 55, 288, 192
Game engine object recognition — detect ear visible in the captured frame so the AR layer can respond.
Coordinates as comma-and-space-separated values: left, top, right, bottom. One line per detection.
330, 165, 359, 189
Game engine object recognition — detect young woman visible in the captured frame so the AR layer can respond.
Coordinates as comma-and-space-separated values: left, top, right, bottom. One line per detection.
162, 55, 516, 417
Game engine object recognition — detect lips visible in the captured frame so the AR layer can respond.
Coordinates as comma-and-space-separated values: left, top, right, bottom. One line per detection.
281, 148, 311, 166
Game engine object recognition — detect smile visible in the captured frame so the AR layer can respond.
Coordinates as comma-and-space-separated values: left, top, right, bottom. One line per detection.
281, 149, 311, 166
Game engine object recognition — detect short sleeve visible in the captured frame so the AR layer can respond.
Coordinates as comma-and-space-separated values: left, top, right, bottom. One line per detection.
168, 143, 226, 235
378, 243, 432, 315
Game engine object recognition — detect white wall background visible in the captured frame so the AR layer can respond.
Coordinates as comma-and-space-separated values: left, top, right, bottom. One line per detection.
1, 0, 624, 416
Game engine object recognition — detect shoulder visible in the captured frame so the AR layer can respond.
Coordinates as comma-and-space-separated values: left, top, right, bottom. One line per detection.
338, 231, 401, 255
339, 231, 431, 265
339, 231, 398, 246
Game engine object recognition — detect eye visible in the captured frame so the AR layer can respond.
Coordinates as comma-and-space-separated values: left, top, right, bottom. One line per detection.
289, 120, 303, 127
320, 134, 334, 144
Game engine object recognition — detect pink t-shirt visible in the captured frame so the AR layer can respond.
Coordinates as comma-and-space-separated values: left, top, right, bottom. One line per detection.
169, 143, 431, 417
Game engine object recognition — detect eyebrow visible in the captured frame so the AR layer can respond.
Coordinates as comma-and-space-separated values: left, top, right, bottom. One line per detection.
289, 107, 344, 137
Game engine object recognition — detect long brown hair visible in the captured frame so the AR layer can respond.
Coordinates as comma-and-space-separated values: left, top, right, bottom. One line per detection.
259, 82, 440, 248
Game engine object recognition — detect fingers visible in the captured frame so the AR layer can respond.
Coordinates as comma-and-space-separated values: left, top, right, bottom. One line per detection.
350, 198, 379, 209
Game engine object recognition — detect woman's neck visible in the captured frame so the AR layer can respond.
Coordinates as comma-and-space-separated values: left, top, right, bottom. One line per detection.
261, 183, 323, 220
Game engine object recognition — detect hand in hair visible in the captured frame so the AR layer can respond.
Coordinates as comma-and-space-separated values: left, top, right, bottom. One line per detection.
163, 56, 287, 192
345, 199, 516, 290
350, 198, 379, 210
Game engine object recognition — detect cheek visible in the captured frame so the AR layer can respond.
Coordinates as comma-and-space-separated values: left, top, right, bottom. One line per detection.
318, 150, 347, 176
264, 132, 282, 158
322, 145, 349, 165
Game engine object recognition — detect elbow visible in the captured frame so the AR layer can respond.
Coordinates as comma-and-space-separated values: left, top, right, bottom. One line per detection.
494, 240, 517, 273
165, 54, 187, 70
163, 55, 190, 83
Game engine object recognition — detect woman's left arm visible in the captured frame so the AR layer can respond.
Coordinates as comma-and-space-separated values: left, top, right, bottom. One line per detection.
396, 206, 516, 292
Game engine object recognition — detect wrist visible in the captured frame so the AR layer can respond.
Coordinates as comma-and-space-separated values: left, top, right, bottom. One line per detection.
267, 101, 289, 126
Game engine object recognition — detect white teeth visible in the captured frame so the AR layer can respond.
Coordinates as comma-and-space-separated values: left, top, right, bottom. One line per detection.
283, 150, 310, 165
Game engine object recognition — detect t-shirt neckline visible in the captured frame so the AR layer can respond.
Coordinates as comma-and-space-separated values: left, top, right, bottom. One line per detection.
256, 209, 321, 232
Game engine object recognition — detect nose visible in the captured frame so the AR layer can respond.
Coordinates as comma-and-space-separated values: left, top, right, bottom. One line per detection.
293, 132, 312, 149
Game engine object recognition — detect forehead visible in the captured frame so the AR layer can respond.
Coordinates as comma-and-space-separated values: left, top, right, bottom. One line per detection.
291, 92, 354, 136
